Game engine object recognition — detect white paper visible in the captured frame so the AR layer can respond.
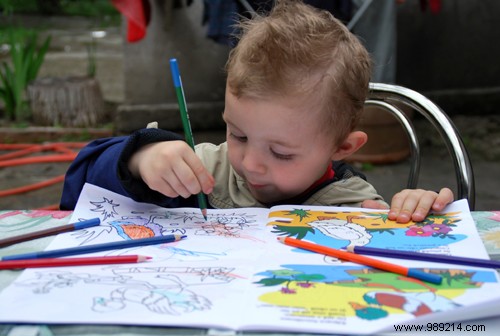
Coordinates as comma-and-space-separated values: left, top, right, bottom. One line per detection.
0, 183, 499, 334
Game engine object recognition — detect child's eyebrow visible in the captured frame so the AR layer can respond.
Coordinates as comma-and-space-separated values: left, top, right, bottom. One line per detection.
222, 117, 243, 133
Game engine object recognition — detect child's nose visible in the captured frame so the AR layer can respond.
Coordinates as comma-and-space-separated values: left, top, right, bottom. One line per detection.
242, 147, 266, 174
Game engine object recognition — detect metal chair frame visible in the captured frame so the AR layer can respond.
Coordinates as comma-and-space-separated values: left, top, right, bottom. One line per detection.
366, 83, 475, 209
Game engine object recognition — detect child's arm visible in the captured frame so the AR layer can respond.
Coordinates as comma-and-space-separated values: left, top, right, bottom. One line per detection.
60, 136, 132, 210
361, 188, 454, 224
60, 128, 193, 210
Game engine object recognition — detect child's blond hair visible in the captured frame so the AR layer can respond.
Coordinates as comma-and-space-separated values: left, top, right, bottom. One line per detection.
226, 0, 372, 146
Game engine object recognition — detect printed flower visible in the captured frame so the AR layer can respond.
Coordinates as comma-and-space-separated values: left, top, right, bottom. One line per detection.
428, 223, 452, 235
405, 225, 434, 237
296, 282, 314, 288
280, 287, 297, 294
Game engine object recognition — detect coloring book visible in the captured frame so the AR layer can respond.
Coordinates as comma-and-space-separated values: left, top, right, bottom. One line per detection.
0, 183, 499, 334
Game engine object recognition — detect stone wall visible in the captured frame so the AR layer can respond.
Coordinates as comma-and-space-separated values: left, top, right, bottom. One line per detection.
116, 0, 500, 134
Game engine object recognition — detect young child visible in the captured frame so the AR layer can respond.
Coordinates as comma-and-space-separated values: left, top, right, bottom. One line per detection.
60, 0, 453, 223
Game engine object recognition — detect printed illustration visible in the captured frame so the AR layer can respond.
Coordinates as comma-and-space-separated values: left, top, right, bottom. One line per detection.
255, 264, 497, 322
268, 208, 465, 251
14, 266, 240, 315
72, 195, 263, 246
1, 185, 496, 335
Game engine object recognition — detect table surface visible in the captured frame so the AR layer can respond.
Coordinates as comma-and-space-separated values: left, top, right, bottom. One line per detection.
1, 209, 500, 336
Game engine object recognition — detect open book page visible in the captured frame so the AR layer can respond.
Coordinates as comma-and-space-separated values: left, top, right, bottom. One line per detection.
0, 183, 499, 334
237, 203, 500, 333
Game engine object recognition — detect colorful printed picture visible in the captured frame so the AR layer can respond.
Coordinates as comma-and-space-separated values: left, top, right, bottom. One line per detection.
268, 207, 465, 251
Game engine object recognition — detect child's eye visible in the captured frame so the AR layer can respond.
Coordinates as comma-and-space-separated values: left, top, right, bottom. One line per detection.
230, 133, 247, 142
271, 150, 294, 161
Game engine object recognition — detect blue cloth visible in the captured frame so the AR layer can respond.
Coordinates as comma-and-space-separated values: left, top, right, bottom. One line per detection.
60, 128, 190, 210
202, 1, 353, 46
202, 0, 240, 46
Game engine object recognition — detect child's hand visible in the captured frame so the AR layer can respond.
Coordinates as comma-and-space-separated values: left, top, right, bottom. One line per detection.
388, 188, 454, 223
128, 141, 214, 198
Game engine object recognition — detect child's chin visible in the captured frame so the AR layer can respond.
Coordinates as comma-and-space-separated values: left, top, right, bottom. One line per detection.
252, 190, 288, 205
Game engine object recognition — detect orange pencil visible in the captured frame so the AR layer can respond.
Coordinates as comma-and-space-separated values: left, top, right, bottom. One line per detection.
0, 255, 151, 270
278, 237, 442, 284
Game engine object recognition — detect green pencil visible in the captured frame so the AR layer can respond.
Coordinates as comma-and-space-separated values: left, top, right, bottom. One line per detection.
169, 58, 208, 220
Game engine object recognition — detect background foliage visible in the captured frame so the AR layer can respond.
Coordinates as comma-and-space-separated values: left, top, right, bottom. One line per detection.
0, 0, 120, 122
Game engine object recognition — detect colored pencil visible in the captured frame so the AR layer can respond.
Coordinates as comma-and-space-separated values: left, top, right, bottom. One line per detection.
346, 245, 500, 269
278, 237, 442, 285
0, 217, 101, 248
0, 255, 151, 270
169, 58, 208, 221
1, 234, 185, 261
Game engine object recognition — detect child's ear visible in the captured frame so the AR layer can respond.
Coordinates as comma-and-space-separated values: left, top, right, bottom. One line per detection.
331, 131, 368, 161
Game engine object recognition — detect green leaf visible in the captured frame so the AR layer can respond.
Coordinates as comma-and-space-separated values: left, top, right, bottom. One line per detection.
271, 225, 315, 240
0, 28, 51, 121
254, 278, 288, 287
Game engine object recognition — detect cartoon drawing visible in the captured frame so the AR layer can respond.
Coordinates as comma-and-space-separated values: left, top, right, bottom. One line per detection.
351, 290, 459, 320
90, 197, 120, 220
269, 209, 465, 251
93, 274, 211, 315
70, 196, 264, 247
255, 265, 487, 321
14, 266, 241, 315
307, 217, 372, 247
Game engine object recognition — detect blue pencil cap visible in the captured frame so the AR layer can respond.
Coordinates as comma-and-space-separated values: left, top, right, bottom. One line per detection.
407, 269, 442, 285
73, 218, 101, 230
169, 58, 181, 88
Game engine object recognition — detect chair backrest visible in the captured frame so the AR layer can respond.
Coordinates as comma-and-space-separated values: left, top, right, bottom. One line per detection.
366, 83, 475, 209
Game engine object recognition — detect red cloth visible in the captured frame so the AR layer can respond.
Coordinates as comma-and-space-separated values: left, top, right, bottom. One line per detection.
111, 0, 151, 42
303, 162, 336, 195
420, 0, 441, 14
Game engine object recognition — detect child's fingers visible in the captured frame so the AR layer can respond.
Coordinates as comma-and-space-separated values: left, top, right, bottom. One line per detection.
389, 189, 433, 223
361, 199, 389, 210
389, 188, 455, 224
169, 159, 198, 198
182, 152, 215, 194
143, 166, 181, 198
388, 189, 413, 222
409, 191, 438, 222
145, 160, 190, 198
432, 187, 454, 211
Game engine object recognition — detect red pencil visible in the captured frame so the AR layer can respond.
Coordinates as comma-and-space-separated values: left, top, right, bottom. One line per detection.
0, 255, 151, 270
278, 237, 442, 285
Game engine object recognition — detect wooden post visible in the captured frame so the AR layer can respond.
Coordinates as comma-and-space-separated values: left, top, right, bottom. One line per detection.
27, 76, 106, 127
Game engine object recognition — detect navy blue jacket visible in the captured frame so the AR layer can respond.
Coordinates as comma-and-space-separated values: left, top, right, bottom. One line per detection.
60, 128, 198, 210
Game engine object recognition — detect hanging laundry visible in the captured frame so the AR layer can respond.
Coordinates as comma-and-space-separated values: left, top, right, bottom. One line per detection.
111, 0, 151, 42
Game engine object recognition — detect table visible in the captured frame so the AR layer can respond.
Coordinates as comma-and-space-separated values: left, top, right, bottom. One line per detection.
1, 210, 499, 336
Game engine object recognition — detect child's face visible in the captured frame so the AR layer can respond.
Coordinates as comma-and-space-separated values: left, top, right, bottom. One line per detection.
223, 89, 337, 205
